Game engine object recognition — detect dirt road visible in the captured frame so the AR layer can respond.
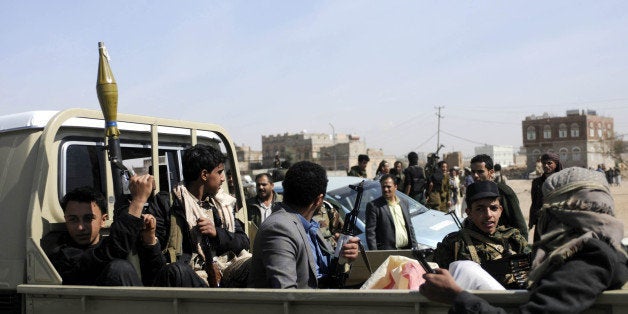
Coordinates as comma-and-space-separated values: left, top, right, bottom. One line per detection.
507, 179, 628, 240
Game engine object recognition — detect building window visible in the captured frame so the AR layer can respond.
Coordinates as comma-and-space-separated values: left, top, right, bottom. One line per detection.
570, 123, 580, 137
558, 124, 568, 138
532, 149, 541, 163
527, 126, 536, 140
589, 122, 594, 137
543, 125, 552, 139
572, 147, 581, 161
559, 147, 568, 161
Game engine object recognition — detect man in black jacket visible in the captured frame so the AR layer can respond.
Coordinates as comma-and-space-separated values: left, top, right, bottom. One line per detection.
366, 174, 417, 250
46, 175, 164, 286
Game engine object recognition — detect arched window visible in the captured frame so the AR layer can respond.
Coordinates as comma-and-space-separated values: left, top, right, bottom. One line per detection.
559, 147, 568, 161
543, 125, 552, 139
589, 122, 594, 137
572, 147, 581, 161
570, 123, 580, 137
527, 126, 536, 140
597, 122, 603, 137
558, 124, 568, 138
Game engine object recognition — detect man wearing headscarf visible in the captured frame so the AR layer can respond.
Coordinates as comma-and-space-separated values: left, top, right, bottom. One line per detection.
529, 153, 563, 242
419, 167, 628, 313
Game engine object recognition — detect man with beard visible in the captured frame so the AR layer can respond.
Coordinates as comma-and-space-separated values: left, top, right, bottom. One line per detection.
246, 173, 282, 228
529, 153, 563, 242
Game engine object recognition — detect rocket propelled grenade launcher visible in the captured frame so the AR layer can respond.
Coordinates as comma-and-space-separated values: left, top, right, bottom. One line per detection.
96, 42, 132, 202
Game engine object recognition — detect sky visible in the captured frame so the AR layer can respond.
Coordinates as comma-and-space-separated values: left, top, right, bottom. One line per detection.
1, 1, 627, 157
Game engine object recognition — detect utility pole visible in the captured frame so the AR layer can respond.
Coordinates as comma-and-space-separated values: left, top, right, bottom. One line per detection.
435, 106, 444, 152
329, 123, 337, 170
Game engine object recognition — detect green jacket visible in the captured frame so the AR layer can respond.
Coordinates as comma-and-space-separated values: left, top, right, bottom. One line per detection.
347, 165, 367, 178
433, 221, 530, 288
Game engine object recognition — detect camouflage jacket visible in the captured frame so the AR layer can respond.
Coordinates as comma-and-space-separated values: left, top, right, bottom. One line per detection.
433, 221, 531, 288
347, 166, 367, 178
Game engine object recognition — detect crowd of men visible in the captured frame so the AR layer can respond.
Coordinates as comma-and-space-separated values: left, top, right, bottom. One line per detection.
47, 146, 627, 313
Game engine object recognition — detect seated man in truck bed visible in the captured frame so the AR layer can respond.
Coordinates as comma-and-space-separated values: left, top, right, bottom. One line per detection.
432, 181, 530, 289
160, 144, 249, 287
45, 176, 165, 286
421, 167, 628, 313
249, 161, 359, 289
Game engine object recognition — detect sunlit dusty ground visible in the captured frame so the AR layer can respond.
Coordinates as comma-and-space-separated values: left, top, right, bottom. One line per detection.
506, 179, 628, 242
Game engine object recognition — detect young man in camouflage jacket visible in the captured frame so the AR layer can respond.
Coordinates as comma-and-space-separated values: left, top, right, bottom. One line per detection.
433, 181, 530, 289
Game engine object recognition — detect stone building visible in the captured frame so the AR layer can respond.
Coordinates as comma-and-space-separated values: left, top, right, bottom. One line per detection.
235, 145, 263, 173
443, 151, 463, 169
521, 109, 615, 172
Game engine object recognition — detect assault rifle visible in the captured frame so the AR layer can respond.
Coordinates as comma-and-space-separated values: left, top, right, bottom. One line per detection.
328, 181, 370, 288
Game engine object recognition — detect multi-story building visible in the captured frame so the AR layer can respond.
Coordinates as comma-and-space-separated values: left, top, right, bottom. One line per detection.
521, 109, 614, 172
235, 145, 263, 173
474, 145, 515, 167
260, 132, 396, 178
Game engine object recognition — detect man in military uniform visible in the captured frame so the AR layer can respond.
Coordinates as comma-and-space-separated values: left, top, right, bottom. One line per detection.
470, 154, 528, 240
433, 181, 530, 289
347, 154, 369, 178
426, 160, 451, 212
312, 199, 344, 248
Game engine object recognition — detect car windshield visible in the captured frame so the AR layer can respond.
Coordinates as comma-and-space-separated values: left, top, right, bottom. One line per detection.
326, 180, 429, 222
273, 177, 459, 248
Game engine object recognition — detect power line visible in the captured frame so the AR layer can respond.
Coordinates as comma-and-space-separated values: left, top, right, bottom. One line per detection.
413, 131, 438, 150
440, 129, 488, 146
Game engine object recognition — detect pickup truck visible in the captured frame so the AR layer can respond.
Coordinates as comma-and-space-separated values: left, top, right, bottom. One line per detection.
1, 109, 627, 314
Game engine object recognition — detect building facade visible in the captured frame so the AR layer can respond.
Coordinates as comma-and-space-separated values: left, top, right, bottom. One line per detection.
521, 110, 614, 172
474, 145, 515, 167
235, 145, 263, 173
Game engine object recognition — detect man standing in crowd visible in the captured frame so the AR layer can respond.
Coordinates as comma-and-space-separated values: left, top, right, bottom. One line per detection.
249, 161, 359, 289
390, 161, 405, 187
403, 152, 427, 203
420, 167, 628, 313
529, 153, 563, 242
348, 154, 370, 178
470, 154, 528, 240
46, 176, 164, 286
426, 161, 451, 212
246, 173, 282, 228
366, 174, 417, 250
432, 181, 530, 289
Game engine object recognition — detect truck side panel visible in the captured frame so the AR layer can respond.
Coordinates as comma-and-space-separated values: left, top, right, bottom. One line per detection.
0, 130, 43, 291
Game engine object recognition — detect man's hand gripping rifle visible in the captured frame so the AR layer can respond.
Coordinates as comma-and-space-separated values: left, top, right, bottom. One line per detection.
329, 180, 370, 288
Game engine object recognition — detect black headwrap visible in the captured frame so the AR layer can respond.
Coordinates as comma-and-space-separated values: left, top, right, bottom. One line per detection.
541, 153, 563, 172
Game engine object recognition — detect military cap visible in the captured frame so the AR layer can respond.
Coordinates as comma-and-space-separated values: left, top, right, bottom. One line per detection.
466, 181, 500, 208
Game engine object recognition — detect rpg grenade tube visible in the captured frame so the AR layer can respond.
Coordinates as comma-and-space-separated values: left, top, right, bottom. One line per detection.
96, 42, 127, 202
97, 42, 120, 139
